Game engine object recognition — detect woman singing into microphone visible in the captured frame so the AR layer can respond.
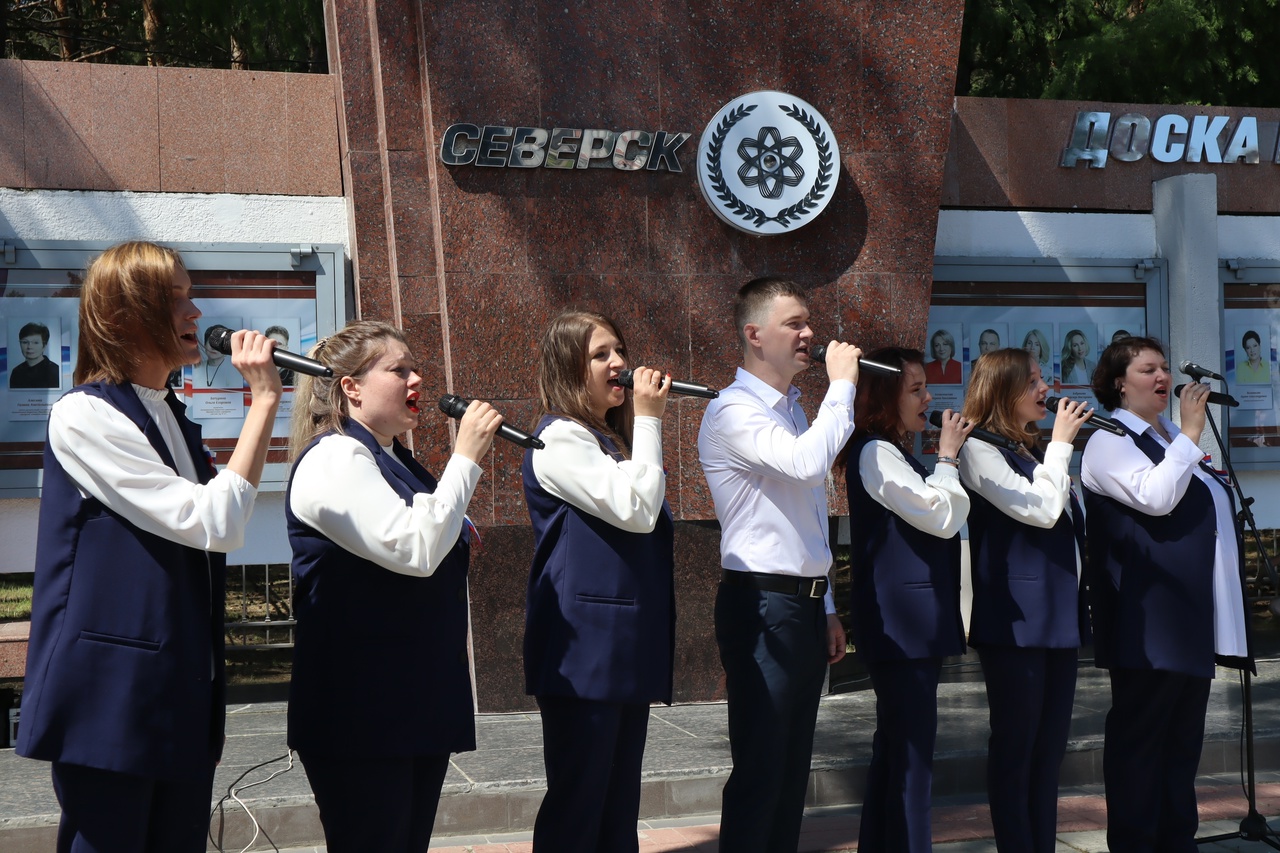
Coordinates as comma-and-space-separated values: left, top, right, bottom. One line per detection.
18, 241, 281, 852
523, 309, 675, 853
959, 348, 1091, 853
285, 320, 503, 852
837, 347, 973, 853
1080, 337, 1249, 853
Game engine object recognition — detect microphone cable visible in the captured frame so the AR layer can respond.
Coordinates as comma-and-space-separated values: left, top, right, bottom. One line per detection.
208, 750, 296, 853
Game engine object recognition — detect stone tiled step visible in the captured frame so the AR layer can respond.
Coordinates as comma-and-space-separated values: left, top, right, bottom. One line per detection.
4, 663, 1280, 852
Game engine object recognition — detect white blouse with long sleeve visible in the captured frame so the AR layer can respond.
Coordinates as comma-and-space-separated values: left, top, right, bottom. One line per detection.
49, 386, 256, 553
858, 441, 969, 539
959, 439, 1075, 529
288, 433, 482, 577
529, 415, 666, 533
1080, 408, 1246, 657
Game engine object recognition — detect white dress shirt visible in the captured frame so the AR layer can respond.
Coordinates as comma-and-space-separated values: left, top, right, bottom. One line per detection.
698, 367, 854, 614
49, 386, 256, 552
859, 441, 969, 538
289, 433, 481, 577
530, 416, 666, 532
1080, 408, 1247, 657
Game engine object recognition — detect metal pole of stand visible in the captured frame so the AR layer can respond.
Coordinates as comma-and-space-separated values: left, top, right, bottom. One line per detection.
1196, 396, 1280, 848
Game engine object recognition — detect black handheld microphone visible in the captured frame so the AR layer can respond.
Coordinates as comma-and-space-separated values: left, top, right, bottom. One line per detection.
1179, 360, 1224, 381
1173, 384, 1240, 408
928, 410, 1022, 451
1043, 396, 1127, 436
437, 394, 545, 449
808, 343, 902, 375
206, 324, 333, 378
617, 369, 719, 399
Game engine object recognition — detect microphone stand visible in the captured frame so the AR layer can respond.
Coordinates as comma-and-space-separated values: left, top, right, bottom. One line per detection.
1195, 390, 1280, 849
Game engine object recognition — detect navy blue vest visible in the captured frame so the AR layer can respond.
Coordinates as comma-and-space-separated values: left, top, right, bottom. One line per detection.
18, 382, 226, 780
1083, 426, 1249, 678
286, 419, 475, 756
844, 435, 965, 661
966, 445, 1088, 649
522, 415, 675, 704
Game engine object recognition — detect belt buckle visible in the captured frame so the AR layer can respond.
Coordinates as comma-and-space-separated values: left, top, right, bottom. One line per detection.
808, 578, 823, 598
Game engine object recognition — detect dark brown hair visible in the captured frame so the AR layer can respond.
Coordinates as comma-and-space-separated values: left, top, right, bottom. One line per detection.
962, 348, 1042, 449
834, 347, 924, 471
1092, 335, 1167, 411
75, 241, 188, 385
535, 310, 634, 454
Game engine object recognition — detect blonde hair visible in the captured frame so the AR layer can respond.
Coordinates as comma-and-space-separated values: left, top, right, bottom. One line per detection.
535, 310, 633, 455
288, 320, 404, 460
962, 348, 1041, 449
75, 241, 187, 385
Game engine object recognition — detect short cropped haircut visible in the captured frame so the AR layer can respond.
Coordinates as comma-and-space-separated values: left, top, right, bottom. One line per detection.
75, 241, 187, 385
18, 322, 50, 345
1092, 336, 1167, 411
733, 276, 806, 346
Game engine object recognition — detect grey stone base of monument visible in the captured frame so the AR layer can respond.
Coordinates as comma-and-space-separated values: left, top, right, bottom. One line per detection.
4, 663, 1280, 852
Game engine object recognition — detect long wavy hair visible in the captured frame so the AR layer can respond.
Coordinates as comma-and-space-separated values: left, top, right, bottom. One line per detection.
288, 320, 404, 460
962, 348, 1042, 450
75, 241, 189, 385
834, 347, 924, 471
1060, 328, 1091, 379
535, 309, 634, 455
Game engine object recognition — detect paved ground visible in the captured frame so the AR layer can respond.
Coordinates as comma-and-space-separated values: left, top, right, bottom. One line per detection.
6, 659, 1280, 851
267, 775, 1280, 851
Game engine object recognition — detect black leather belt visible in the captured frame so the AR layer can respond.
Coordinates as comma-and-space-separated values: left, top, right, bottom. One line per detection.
721, 570, 828, 598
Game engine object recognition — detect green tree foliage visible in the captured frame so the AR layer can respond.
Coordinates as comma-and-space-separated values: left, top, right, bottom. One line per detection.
1, 0, 327, 72
957, 0, 1280, 107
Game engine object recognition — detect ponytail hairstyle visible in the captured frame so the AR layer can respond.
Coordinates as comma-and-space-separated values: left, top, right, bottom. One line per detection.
834, 347, 924, 471
535, 309, 634, 455
75, 241, 188, 385
962, 348, 1043, 450
288, 320, 405, 460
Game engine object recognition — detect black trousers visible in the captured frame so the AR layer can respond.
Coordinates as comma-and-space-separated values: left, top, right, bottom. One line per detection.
51, 760, 216, 853
533, 695, 651, 853
297, 750, 450, 853
714, 581, 828, 853
1104, 667, 1212, 853
977, 645, 1078, 853
859, 658, 944, 853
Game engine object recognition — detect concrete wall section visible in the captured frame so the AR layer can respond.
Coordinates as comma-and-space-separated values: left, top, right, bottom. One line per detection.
0, 189, 350, 248
934, 210, 1157, 259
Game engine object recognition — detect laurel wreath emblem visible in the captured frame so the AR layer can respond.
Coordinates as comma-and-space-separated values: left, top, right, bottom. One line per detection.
705, 102, 834, 229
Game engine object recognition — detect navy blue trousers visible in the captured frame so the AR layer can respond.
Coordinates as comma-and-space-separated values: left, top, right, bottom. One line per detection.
860, 658, 943, 853
297, 751, 450, 853
1104, 668, 1211, 853
533, 695, 650, 853
51, 760, 216, 853
977, 645, 1078, 853
714, 582, 829, 853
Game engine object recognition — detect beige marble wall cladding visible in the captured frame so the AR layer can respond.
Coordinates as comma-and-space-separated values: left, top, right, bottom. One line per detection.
0, 59, 342, 196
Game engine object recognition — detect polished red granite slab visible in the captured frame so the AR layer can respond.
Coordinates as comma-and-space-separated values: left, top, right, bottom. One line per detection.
327, 0, 966, 707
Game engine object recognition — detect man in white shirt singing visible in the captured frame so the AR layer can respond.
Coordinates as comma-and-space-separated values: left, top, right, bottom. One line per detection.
698, 276, 862, 852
